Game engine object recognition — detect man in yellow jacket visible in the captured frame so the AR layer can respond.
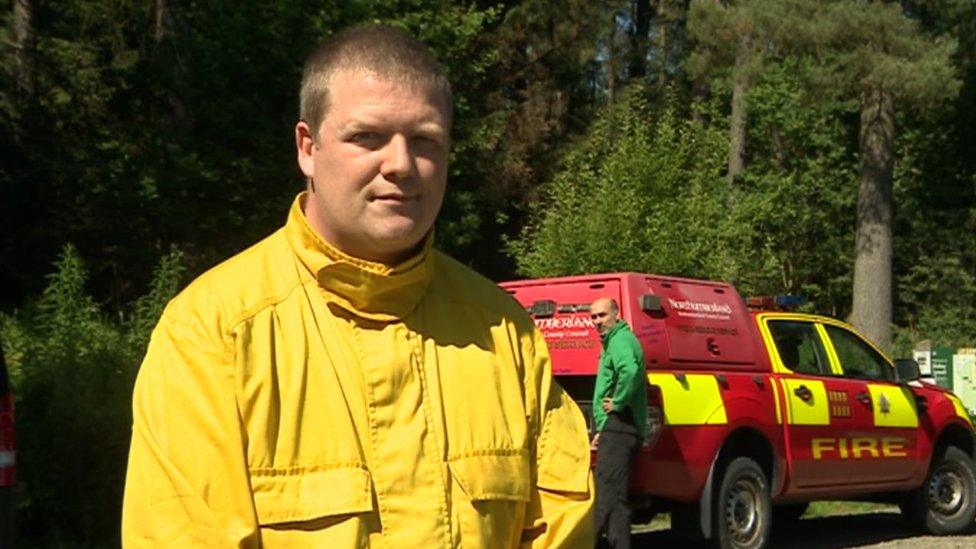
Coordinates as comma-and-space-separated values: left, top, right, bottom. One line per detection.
121, 24, 594, 548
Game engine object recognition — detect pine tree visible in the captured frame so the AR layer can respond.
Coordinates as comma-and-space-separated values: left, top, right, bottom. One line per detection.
802, 0, 958, 349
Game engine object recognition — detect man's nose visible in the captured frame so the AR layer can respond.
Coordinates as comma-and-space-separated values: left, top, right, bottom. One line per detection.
381, 135, 414, 180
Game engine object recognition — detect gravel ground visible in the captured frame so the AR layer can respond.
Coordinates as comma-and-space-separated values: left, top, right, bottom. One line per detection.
630, 509, 976, 547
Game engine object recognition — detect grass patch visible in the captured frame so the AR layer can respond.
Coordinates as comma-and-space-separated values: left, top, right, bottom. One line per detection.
804, 501, 897, 518
631, 500, 899, 534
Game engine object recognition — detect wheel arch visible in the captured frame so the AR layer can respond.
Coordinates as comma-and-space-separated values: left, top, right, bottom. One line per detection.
934, 421, 975, 459
696, 425, 776, 540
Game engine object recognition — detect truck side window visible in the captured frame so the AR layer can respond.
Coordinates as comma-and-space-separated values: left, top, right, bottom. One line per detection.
824, 325, 894, 381
768, 320, 830, 375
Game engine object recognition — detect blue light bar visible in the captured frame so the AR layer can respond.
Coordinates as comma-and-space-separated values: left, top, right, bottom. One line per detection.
745, 294, 806, 309
774, 295, 805, 307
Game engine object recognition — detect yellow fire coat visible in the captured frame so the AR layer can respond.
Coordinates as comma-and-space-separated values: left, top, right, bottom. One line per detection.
122, 194, 594, 548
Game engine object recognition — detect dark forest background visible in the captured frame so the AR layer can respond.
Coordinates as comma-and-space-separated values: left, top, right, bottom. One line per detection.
2, 1, 975, 545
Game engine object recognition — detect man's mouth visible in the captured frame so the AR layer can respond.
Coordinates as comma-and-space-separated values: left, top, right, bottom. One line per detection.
373, 193, 418, 203
372, 194, 418, 208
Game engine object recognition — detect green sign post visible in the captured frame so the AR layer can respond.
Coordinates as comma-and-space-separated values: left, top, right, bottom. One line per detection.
931, 346, 955, 390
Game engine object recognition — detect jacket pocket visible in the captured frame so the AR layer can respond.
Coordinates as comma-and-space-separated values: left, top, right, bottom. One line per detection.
448, 451, 531, 503
250, 465, 374, 525
536, 389, 591, 495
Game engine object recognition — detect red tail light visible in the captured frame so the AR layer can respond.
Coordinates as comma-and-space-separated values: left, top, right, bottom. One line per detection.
0, 392, 15, 487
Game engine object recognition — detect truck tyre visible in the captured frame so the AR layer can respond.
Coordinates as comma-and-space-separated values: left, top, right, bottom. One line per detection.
714, 457, 770, 549
900, 446, 976, 535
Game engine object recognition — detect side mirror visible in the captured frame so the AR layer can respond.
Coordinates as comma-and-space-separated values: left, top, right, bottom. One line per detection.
894, 358, 921, 383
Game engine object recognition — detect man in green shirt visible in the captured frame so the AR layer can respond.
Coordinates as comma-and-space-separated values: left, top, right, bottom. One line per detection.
590, 297, 647, 548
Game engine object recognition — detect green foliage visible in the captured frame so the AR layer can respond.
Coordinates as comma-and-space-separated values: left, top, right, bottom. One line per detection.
687, 0, 771, 82
126, 248, 185, 351
891, 254, 976, 357
511, 63, 861, 316
0, 246, 184, 546
728, 57, 858, 314
814, 1, 959, 105
0, 0, 504, 305
688, 0, 966, 347
509, 85, 736, 279
890, 98, 976, 356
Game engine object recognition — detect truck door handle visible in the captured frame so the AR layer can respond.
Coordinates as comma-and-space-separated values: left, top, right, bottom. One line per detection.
856, 391, 871, 405
793, 385, 812, 401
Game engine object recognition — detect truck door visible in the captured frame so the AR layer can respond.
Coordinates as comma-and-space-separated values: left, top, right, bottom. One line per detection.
821, 323, 919, 484
767, 319, 868, 488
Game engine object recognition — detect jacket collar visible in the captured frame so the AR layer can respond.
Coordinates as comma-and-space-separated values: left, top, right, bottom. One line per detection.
601, 320, 628, 348
284, 192, 434, 322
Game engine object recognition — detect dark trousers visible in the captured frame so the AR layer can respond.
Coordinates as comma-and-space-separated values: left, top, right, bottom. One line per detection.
594, 414, 639, 549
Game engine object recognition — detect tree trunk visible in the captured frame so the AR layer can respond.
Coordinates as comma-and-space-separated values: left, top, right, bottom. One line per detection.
630, 0, 651, 81
607, 12, 620, 103
655, 0, 669, 87
13, 0, 34, 101
851, 86, 895, 350
727, 33, 750, 183
155, 0, 173, 42
154, 0, 189, 129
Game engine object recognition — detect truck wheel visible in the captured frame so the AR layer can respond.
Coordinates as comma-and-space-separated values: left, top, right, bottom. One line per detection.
714, 457, 771, 549
900, 446, 976, 535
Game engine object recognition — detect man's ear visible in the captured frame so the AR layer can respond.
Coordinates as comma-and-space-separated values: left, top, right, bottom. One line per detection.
296, 121, 316, 180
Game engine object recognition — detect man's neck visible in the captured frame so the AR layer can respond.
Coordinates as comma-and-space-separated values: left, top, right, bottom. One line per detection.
302, 195, 422, 266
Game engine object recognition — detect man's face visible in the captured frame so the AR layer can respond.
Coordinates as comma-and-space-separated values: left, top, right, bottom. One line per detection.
590, 299, 618, 336
296, 69, 450, 264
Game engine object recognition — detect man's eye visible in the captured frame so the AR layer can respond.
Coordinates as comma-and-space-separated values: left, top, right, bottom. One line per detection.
351, 132, 382, 147
411, 134, 443, 149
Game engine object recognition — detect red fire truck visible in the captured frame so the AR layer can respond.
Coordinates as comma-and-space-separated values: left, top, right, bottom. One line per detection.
500, 272, 976, 549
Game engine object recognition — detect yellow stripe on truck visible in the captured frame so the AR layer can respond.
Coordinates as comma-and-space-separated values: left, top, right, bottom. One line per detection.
648, 373, 727, 425
770, 376, 783, 424
867, 384, 919, 428
946, 394, 974, 427
780, 379, 829, 425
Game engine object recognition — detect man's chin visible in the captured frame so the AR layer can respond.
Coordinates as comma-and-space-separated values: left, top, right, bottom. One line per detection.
361, 228, 430, 262
370, 224, 423, 245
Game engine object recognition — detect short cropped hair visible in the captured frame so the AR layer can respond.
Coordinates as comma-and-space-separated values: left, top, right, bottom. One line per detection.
299, 24, 453, 140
